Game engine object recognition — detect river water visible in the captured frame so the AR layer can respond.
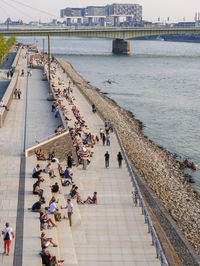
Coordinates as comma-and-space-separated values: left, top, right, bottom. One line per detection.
19, 36, 200, 193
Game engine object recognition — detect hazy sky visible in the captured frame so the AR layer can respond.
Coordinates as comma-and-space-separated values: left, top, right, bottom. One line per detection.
0, 0, 199, 23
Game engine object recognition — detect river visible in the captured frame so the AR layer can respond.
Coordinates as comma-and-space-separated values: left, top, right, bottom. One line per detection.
18, 36, 200, 193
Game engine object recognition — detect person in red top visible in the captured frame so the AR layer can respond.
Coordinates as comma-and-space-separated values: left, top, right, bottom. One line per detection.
2, 222, 15, 256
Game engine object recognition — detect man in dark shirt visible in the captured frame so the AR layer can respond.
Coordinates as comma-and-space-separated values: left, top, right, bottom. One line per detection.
104, 151, 110, 168
32, 199, 45, 212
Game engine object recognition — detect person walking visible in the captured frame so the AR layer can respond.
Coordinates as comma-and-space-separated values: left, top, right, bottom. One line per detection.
67, 152, 73, 168
117, 152, 123, 168
104, 151, 110, 168
102, 133, 106, 146
106, 134, 110, 146
14, 88, 18, 99
2, 222, 15, 256
100, 128, 104, 139
17, 89, 21, 99
61, 199, 73, 227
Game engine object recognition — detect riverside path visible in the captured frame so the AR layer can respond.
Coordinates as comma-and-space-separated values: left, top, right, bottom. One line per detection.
0, 48, 62, 265
0, 46, 162, 265
43, 60, 162, 266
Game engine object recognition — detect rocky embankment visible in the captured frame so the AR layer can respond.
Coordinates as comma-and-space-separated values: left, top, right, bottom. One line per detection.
56, 58, 200, 257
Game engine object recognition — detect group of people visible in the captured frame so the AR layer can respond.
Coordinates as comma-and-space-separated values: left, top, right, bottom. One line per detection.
29, 55, 128, 265
6, 67, 14, 79
31, 155, 67, 265
14, 88, 22, 99
31, 145, 97, 266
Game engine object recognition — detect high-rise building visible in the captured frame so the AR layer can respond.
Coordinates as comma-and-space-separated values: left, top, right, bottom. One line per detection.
60, 8, 83, 18
60, 3, 142, 26
85, 6, 106, 17
107, 3, 142, 22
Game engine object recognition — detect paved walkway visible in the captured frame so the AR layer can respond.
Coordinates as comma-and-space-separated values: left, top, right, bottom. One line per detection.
0, 48, 161, 265
0, 50, 26, 265
49, 63, 161, 265
26, 68, 61, 147
0, 50, 61, 265
0, 51, 16, 100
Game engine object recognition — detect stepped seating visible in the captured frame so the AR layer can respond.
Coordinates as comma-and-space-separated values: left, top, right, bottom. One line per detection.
38, 160, 78, 265
23, 155, 42, 266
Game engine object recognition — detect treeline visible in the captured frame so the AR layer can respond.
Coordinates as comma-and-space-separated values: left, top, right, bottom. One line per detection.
0, 36, 16, 63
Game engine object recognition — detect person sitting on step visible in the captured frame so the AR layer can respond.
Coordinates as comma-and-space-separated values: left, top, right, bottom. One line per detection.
84, 192, 98, 204
41, 232, 57, 248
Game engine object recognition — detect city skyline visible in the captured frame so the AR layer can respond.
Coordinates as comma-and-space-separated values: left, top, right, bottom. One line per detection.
0, 0, 199, 23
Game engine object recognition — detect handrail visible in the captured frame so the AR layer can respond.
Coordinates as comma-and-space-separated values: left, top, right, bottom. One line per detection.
60, 64, 168, 265
26, 129, 68, 149
35, 129, 67, 144
56, 58, 168, 265
114, 127, 168, 266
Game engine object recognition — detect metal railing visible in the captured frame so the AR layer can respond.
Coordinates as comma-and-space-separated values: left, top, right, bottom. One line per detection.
26, 129, 68, 150
114, 127, 168, 266
57, 58, 168, 265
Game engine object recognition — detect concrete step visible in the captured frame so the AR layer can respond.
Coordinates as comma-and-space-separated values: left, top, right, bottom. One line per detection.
23, 155, 42, 266
49, 165, 78, 265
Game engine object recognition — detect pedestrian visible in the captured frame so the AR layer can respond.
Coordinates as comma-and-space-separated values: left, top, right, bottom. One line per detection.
17, 89, 21, 99
102, 133, 106, 146
14, 88, 18, 99
6, 71, 9, 79
2, 222, 15, 256
100, 128, 104, 139
106, 134, 110, 146
61, 199, 73, 227
104, 151, 110, 168
54, 106, 59, 118
10, 71, 13, 78
104, 120, 108, 128
67, 152, 73, 168
117, 152, 123, 168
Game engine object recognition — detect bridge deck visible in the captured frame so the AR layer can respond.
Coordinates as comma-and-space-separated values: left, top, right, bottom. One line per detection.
1, 26, 200, 40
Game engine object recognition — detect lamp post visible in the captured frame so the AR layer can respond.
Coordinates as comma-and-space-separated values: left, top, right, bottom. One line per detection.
46, 34, 54, 101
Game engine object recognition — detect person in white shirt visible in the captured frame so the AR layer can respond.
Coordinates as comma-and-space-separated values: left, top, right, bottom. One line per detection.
2, 222, 15, 256
49, 199, 61, 221
49, 201, 58, 213
45, 163, 55, 178
61, 199, 73, 227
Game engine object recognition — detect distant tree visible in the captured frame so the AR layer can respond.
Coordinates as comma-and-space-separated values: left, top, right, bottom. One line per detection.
0, 35, 16, 63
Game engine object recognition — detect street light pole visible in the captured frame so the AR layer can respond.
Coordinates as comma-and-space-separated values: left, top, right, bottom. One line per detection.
43, 39, 45, 53
48, 35, 51, 95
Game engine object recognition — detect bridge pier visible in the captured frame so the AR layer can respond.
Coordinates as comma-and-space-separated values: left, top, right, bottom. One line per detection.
112, 39, 130, 55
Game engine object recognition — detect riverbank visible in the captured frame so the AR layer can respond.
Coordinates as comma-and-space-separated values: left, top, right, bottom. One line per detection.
56, 57, 200, 256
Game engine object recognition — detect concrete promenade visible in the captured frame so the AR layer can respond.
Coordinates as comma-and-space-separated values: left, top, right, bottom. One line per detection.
0, 49, 61, 265
0, 48, 161, 265
0, 49, 26, 265
46, 63, 161, 265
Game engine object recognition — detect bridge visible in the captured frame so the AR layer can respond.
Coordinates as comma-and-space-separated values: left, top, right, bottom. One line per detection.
1, 26, 200, 54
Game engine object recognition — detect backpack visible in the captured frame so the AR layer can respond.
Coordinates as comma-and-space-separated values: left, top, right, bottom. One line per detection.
4, 231, 10, 240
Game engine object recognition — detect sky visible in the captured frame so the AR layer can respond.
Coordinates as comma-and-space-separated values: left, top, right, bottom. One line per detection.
0, 0, 199, 23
